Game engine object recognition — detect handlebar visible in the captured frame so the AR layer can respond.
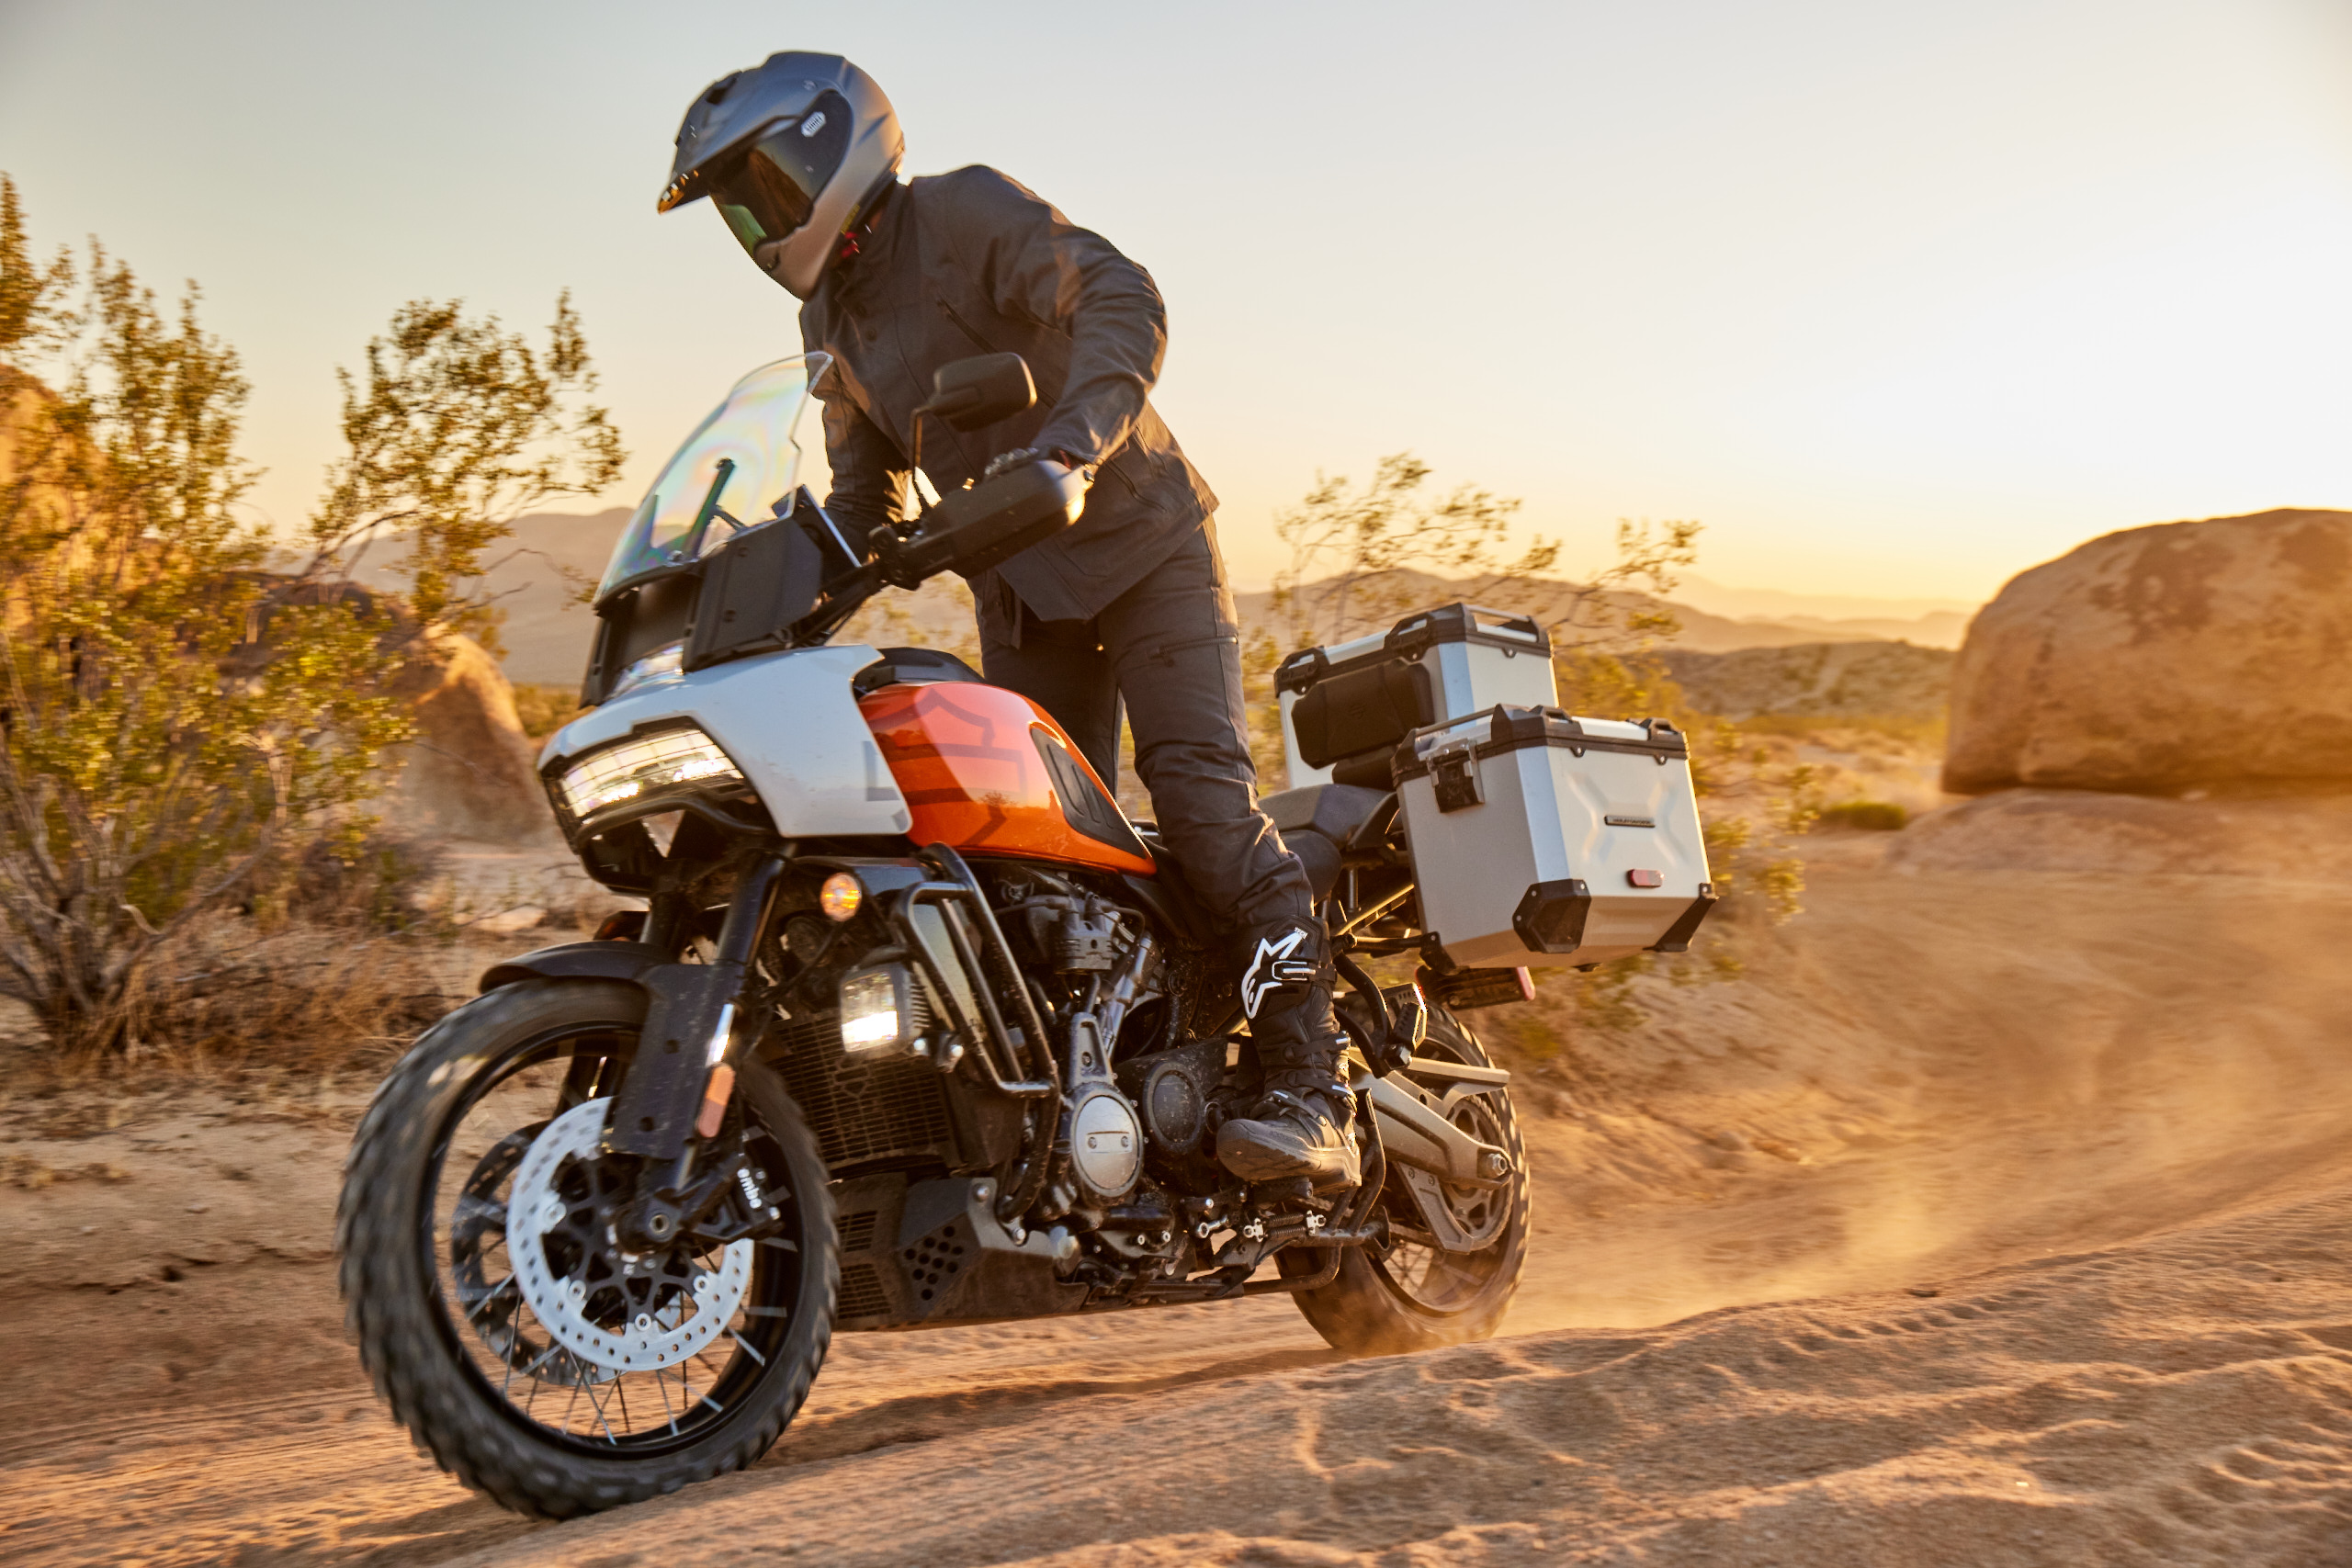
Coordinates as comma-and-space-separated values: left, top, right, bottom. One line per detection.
869, 458, 1090, 589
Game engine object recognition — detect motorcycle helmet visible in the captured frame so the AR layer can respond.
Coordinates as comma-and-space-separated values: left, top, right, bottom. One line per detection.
658, 52, 905, 299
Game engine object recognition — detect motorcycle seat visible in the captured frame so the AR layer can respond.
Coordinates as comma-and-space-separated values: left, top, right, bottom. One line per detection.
852, 646, 987, 696
1261, 783, 1392, 845
1260, 783, 1394, 902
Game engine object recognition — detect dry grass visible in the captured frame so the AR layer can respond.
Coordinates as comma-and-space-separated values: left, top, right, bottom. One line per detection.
2, 829, 467, 1097
132, 917, 459, 1074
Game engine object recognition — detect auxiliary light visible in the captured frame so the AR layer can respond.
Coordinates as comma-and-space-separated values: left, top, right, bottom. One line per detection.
838, 964, 927, 1055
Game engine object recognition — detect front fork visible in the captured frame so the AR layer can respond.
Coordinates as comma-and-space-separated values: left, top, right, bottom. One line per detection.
604, 852, 786, 1248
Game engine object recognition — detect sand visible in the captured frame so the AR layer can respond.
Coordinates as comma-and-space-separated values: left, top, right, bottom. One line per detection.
6, 854, 2352, 1565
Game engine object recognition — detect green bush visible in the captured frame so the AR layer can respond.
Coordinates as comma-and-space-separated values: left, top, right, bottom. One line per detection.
1815, 799, 1908, 832
510, 682, 588, 743
0, 174, 617, 1055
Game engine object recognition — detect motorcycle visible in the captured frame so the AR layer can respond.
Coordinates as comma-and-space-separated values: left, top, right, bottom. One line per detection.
337, 352, 1532, 1517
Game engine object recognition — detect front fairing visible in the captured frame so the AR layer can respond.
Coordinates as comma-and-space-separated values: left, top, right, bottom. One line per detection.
542, 644, 910, 842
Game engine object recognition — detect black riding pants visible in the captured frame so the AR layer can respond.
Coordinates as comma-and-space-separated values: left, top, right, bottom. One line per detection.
976, 520, 1313, 936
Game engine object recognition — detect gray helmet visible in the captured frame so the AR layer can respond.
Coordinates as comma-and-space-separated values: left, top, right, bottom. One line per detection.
659, 52, 904, 299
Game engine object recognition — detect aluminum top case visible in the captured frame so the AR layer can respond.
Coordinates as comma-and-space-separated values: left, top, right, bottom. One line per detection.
1275, 604, 1557, 791
1396, 705, 1716, 970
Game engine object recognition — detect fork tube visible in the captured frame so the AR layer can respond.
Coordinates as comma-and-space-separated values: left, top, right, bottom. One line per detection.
711, 855, 786, 974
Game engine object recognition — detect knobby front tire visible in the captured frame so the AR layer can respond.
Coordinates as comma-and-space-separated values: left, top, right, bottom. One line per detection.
336, 977, 837, 1518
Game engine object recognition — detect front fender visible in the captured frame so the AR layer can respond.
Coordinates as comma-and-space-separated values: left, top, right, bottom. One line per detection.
479, 940, 669, 995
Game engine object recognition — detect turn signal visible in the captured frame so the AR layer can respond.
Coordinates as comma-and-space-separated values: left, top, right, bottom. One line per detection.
819, 872, 863, 923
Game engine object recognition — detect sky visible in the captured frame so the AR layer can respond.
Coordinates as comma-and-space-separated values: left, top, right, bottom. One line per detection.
4, 0, 2349, 606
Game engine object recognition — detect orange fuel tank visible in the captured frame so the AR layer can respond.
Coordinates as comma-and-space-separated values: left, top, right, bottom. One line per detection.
859, 682, 1158, 876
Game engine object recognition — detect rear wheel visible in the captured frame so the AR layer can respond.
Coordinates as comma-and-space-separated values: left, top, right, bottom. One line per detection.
337, 978, 836, 1517
1281, 1003, 1530, 1355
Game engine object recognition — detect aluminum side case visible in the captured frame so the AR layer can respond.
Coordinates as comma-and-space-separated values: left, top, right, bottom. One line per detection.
1396, 706, 1713, 968
1276, 604, 1558, 790
541, 643, 911, 840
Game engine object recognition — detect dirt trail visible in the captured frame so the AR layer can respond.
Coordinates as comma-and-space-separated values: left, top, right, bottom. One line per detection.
6, 859, 2352, 1565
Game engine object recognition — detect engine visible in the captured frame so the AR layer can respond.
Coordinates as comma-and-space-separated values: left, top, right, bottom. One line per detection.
998, 874, 1161, 1217
761, 855, 1261, 1320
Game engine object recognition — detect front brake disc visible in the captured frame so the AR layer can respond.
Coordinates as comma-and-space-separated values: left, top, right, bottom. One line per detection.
505, 1098, 752, 1373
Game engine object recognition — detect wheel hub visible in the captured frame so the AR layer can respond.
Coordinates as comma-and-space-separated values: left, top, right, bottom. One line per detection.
504, 1098, 752, 1372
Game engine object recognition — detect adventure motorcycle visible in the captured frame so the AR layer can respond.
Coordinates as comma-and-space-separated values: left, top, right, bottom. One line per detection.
337, 353, 1546, 1517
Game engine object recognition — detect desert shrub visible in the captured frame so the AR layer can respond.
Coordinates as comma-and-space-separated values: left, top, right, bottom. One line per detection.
0, 173, 618, 1057
510, 682, 588, 742
1269, 452, 1559, 649
1815, 799, 1908, 832
263, 828, 447, 931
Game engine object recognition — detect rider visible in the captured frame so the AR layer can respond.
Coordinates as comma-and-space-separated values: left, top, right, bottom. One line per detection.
659, 52, 1358, 1191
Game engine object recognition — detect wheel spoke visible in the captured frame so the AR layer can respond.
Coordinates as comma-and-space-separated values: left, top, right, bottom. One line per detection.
462, 1274, 517, 1321
426, 1036, 800, 1456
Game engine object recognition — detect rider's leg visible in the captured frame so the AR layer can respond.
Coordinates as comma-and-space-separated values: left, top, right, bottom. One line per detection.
1084, 522, 1360, 1190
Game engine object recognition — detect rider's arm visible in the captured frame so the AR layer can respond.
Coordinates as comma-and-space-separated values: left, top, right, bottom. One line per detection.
818, 388, 912, 539
937, 167, 1168, 473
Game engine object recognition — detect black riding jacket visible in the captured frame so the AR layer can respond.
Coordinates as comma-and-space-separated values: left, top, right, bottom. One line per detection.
799, 166, 1217, 625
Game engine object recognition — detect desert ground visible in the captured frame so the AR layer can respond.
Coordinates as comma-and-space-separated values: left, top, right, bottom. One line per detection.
7, 829, 2352, 1567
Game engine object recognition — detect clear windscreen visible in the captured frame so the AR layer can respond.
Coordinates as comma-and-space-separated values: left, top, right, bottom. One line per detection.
595, 354, 832, 599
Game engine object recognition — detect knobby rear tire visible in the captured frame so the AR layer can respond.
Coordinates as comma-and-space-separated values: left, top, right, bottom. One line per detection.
336, 977, 837, 1518
1282, 1003, 1531, 1356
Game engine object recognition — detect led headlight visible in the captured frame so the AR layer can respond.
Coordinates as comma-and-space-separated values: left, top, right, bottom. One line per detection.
558, 725, 745, 820
839, 964, 929, 1055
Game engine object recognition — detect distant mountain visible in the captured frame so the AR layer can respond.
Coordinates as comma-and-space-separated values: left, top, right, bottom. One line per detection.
473, 511, 1945, 682
1657, 640, 1956, 720
1744, 610, 1973, 648
1668, 573, 1978, 622
424, 508, 629, 684
1666, 574, 1976, 649
1226, 570, 1905, 657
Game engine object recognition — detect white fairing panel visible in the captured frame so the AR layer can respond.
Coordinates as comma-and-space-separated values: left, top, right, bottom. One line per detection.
540, 644, 911, 838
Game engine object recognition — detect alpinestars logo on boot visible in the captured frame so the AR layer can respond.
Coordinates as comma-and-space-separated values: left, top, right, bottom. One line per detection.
1241, 927, 1319, 1019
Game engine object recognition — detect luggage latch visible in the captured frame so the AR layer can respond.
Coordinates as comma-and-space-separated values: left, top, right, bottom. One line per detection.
1430, 743, 1483, 813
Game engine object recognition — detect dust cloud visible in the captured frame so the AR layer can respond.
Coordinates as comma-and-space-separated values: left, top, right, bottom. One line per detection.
6, 847, 2352, 1563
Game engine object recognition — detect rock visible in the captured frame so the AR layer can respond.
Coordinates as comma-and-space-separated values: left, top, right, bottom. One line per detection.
1885, 788, 2352, 880
385, 635, 557, 842
1943, 509, 2352, 795
1656, 640, 1956, 721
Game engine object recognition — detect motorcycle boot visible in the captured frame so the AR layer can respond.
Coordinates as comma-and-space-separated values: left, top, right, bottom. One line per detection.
1217, 918, 1362, 1190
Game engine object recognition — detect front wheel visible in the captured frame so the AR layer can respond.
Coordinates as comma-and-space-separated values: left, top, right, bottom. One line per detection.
336, 978, 836, 1517
1281, 1003, 1530, 1356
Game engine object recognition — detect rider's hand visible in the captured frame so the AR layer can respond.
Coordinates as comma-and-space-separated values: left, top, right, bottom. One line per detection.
981, 446, 1041, 481
983, 446, 1094, 487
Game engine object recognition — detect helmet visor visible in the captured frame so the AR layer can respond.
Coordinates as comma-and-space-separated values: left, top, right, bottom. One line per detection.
710, 91, 853, 254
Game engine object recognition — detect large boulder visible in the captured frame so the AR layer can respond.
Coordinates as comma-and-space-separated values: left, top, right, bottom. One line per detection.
386, 635, 556, 842
1943, 509, 2352, 795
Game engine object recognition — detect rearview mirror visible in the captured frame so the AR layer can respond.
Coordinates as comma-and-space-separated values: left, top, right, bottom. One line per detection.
923, 353, 1035, 433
